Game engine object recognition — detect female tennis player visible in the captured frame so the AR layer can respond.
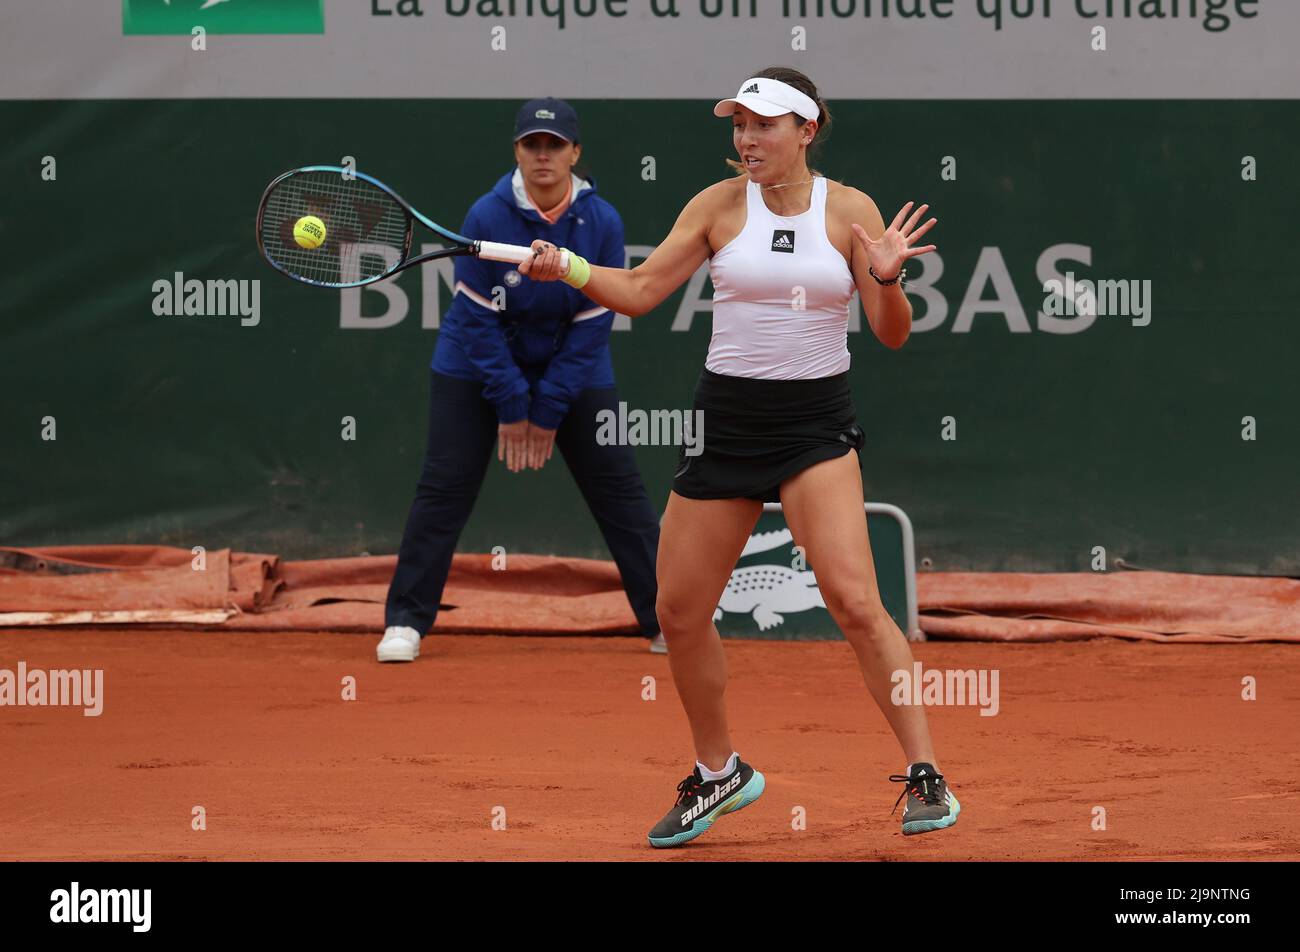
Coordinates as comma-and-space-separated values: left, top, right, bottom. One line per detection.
520, 68, 959, 845
379, 97, 665, 662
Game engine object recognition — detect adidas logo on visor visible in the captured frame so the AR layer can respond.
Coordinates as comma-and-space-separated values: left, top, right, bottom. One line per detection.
741, 83, 760, 95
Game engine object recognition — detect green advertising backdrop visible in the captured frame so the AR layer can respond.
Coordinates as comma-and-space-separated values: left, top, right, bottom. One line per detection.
1, 99, 1296, 575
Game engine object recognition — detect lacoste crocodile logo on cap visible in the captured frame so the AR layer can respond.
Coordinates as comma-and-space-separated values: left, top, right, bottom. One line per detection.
123, 0, 324, 34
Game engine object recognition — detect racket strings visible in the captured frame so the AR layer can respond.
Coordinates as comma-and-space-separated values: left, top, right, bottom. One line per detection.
260, 171, 410, 287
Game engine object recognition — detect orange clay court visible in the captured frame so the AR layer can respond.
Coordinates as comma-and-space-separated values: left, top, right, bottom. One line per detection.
3, 628, 1298, 862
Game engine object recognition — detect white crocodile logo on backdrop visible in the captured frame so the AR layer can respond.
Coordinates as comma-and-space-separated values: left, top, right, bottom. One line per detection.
740, 528, 792, 558
714, 530, 825, 631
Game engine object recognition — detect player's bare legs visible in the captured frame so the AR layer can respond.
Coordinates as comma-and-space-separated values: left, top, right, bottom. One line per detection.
655, 491, 762, 771
646, 491, 768, 847
779, 452, 958, 834
778, 452, 938, 768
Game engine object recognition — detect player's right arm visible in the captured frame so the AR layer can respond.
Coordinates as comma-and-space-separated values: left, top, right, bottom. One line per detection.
520, 184, 723, 318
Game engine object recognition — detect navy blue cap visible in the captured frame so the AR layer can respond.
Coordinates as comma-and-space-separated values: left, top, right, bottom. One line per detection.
513, 97, 580, 145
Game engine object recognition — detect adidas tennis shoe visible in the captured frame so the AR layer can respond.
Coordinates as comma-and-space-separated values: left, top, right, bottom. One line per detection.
889, 762, 960, 835
647, 756, 765, 848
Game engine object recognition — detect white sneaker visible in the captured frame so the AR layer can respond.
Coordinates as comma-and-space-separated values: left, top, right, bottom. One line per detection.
377, 625, 421, 662
649, 632, 667, 654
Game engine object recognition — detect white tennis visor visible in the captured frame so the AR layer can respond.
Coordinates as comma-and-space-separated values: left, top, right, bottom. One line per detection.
713, 77, 819, 122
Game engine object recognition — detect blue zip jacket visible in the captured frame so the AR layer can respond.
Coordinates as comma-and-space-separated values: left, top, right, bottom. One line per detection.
432, 167, 624, 428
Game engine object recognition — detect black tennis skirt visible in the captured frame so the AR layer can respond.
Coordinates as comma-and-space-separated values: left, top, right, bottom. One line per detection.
672, 368, 865, 503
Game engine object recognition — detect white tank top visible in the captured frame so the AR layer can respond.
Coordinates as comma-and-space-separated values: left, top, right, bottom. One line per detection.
706, 175, 854, 379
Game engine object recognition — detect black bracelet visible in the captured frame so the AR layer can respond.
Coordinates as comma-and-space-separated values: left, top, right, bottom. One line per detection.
869, 265, 906, 286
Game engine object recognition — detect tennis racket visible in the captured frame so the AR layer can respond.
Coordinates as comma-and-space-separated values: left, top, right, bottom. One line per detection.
255, 165, 567, 289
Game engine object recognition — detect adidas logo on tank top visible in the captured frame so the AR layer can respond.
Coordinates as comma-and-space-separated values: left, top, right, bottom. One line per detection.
770, 230, 795, 253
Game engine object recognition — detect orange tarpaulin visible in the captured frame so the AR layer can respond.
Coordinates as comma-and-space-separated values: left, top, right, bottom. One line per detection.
918, 571, 1300, 643
1, 544, 1298, 642
0, 545, 639, 635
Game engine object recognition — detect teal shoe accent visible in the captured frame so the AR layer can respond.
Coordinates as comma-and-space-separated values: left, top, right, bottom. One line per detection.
902, 791, 960, 835
647, 770, 765, 849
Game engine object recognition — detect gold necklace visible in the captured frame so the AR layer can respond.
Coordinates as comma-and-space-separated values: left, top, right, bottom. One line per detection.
761, 174, 817, 190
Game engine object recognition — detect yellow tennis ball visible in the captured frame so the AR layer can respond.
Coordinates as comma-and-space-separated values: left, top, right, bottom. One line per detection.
293, 215, 326, 249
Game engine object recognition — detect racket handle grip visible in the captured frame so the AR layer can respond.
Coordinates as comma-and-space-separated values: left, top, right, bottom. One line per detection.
476, 241, 570, 274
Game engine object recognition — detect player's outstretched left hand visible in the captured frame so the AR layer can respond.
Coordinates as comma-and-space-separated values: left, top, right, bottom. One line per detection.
852, 201, 938, 281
